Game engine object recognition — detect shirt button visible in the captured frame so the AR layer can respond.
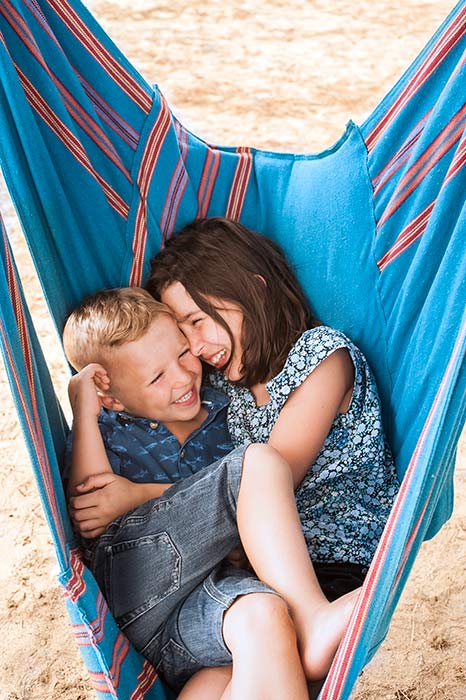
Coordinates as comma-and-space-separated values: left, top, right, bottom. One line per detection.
149, 421, 158, 429
180, 450, 185, 458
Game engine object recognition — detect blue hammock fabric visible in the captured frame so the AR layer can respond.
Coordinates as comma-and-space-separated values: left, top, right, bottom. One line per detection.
0, 1, 465, 698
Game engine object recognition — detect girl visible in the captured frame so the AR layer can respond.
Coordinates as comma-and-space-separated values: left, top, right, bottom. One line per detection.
147, 216, 399, 604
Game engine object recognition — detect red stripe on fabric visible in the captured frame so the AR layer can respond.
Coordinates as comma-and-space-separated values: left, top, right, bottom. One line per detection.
373, 111, 431, 195
1, 2, 131, 180
197, 148, 221, 218
78, 73, 139, 150
18, 66, 129, 219
86, 632, 130, 696
14, 0, 141, 152
47, 0, 152, 114
0, 319, 67, 552
366, 7, 465, 152
377, 201, 435, 270
1, 226, 67, 554
390, 497, 431, 595
377, 104, 466, 230
72, 591, 108, 645
225, 147, 252, 220
65, 548, 87, 602
321, 323, 466, 698
0, 2, 42, 61
129, 95, 172, 286
378, 132, 466, 271
130, 661, 158, 700
59, 90, 132, 181
446, 135, 466, 181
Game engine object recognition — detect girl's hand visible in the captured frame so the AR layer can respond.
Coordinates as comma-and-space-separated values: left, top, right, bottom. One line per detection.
68, 363, 110, 419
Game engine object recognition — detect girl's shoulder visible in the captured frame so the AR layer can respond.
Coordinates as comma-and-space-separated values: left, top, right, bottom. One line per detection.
266, 325, 359, 395
286, 325, 357, 367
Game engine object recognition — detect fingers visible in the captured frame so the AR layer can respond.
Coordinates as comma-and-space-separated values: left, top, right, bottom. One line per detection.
77, 521, 107, 539
69, 492, 100, 510
92, 366, 111, 393
75, 472, 115, 493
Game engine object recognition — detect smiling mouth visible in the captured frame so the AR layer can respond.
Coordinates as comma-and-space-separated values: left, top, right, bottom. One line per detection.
207, 349, 228, 367
174, 388, 196, 405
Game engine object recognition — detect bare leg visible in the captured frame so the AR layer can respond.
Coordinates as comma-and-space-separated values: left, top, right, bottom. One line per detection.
178, 666, 232, 700
221, 593, 308, 700
238, 444, 359, 680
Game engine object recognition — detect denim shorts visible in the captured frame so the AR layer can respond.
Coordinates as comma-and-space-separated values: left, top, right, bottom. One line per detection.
147, 561, 278, 692
88, 444, 276, 685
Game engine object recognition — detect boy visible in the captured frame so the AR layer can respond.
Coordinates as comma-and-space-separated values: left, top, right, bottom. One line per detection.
64, 287, 356, 699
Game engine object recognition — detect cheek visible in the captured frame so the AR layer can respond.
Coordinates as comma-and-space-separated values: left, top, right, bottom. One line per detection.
206, 319, 231, 347
188, 356, 203, 374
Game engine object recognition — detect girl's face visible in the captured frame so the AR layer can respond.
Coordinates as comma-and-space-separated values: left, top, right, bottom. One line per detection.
161, 282, 244, 381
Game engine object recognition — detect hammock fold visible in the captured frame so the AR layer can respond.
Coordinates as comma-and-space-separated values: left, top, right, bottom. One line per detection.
0, 1, 465, 698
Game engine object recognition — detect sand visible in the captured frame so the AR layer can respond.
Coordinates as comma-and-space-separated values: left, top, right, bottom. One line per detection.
0, 1, 465, 698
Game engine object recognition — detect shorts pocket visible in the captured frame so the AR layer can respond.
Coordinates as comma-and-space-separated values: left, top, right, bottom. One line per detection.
105, 532, 181, 628
157, 638, 201, 691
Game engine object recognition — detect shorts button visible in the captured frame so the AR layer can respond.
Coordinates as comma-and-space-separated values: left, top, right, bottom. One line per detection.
149, 421, 158, 429
180, 449, 185, 458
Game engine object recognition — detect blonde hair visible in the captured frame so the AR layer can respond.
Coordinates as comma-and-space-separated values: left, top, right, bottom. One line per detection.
63, 287, 172, 370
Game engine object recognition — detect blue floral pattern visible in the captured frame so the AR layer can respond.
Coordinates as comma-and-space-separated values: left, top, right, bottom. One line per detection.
211, 326, 399, 566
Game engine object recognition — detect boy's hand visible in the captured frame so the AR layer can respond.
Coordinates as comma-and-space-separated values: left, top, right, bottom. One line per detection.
69, 472, 139, 538
69, 473, 173, 538
68, 363, 110, 419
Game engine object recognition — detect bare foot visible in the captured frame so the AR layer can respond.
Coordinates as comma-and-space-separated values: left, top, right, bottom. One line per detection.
295, 587, 360, 680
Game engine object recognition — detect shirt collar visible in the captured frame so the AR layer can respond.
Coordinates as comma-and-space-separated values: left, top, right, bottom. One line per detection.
101, 386, 229, 427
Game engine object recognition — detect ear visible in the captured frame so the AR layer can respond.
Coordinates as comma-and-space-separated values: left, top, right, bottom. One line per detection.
98, 391, 126, 412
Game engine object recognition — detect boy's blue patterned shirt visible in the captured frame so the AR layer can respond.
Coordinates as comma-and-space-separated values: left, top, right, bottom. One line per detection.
65, 387, 234, 483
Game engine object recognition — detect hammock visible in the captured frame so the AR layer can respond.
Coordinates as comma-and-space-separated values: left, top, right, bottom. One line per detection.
0, 1, 464, 697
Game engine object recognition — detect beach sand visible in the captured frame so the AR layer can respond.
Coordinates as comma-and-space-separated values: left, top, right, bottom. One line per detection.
0, 1, 465, 698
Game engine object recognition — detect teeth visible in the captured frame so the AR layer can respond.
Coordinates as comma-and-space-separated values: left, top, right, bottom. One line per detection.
175, 390, 193, 404
211, 349, 227, 366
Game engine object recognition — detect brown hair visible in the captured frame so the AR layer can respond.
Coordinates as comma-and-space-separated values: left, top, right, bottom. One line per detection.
145, 218, 317, 386
63, 287, 172, 370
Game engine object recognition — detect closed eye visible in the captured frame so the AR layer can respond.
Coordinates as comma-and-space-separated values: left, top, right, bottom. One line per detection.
179, 348, 190, 358
150, 373, 163, 384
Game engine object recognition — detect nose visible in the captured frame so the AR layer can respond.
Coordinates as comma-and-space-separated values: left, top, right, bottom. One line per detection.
188, 334, 205, 357
173, 361, 194, 387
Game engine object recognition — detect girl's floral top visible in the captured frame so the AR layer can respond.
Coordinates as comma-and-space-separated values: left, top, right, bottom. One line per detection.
211, 326, 399, 566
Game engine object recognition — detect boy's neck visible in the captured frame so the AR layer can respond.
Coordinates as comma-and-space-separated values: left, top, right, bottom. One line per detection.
162, 404, 209, 445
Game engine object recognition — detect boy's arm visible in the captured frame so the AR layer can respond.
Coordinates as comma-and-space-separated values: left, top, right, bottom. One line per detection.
69, 474, 173, 539
67, 364, 173, 537
67, 363, 114, 498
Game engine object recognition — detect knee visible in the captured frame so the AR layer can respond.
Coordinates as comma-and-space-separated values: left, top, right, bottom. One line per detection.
224, 593, 294, 644
243, 443, 291, 482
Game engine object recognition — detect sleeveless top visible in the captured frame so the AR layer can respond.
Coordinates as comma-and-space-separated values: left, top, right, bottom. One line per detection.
211, 326, 399, 566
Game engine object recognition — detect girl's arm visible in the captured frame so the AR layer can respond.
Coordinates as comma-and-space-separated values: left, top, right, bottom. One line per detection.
267, 348, 354, 489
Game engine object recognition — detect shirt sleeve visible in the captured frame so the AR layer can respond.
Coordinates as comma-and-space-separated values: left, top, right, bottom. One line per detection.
266, 326, 352, 412
62, 416, 123, 482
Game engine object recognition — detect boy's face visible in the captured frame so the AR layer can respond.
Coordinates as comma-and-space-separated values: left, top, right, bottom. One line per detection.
104, 315, 203, 425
